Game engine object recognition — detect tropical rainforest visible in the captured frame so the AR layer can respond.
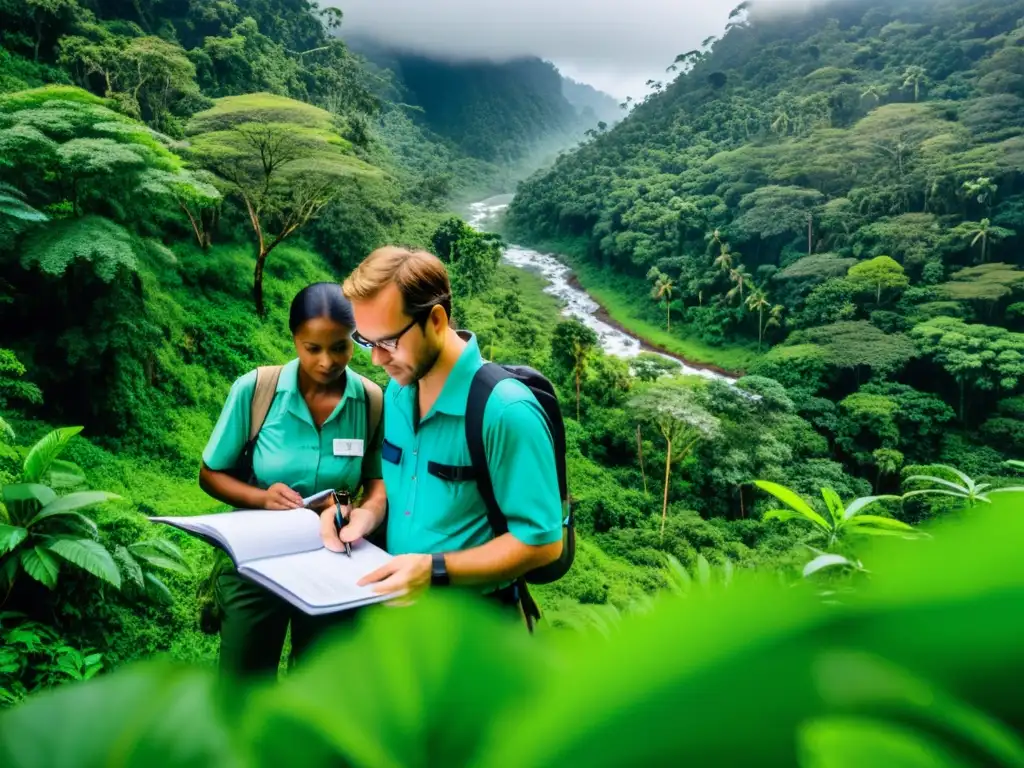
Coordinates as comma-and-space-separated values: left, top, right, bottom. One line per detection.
0, 0, 1023, 764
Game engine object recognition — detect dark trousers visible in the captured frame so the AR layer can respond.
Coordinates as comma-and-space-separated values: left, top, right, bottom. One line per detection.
216, 569, 359, 679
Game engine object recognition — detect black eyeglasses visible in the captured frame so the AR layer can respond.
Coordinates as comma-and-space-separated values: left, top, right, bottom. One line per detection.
352, 316, 421, 352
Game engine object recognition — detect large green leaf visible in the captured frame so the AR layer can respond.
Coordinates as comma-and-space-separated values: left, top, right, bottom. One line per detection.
802, 554, 856, 578
240, 593, 541, 768
0, 525, 27, 556
114, 546, 144, 590
44, 460, 86, 489
820, 487, 845, 525
844, 515, 917, 532
763, 509, 807, 524
34, 491, 120, 519
129, 541, 190, 576
0, 556, 18, 589
142, 573, 173, 605
798, 716, 970, 768
134, 553, 192, 577
811, 651, 1024, 766
0, 662, 236, 766
46, 538, 121, 589
754, 481, 830, 530
25, 509, 98, 536
130, 540, 191, 575
22, 427, 83, 483
935, 464, 977, 493
696, 553, 711, 588
1, 484, 57, 525
19, 546, 59, 589
843, 495, 900, 520
903, 475, 969, 496
902, 489, 979, 503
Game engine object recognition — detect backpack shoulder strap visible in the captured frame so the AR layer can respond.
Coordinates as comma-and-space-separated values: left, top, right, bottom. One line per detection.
359, 374, 383, 445
249, 365, 283, 442
465, 363, 512, 537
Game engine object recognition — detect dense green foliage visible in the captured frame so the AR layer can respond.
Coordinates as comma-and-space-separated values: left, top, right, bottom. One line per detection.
2, 496, 1023, 765
0, 1, 1022, 761
504, 0, 1024, 522
508, 0, 1024, 363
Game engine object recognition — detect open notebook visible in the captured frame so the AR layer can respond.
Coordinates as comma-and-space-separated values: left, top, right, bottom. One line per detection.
149, 490, 399, 615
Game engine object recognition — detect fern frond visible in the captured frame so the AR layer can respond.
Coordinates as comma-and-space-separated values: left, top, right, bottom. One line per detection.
20, 216, 138, 281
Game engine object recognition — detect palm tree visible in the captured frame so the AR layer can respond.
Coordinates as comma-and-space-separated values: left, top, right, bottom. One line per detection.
765, 304, 785, 341
902, 66, 928, 102
962, 177, 998, 215
746, 286, 771, 349
958, 218, 1013, 263
872, 134, 912, 178
727, 265, 752, 303
551, 320, 598, 421
716, 241, 733, 274
647, 267, 675, 332
771, 109, 791, 137
860, 83, 886, 105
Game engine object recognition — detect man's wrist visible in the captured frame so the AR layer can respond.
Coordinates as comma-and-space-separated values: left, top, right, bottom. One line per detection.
430, 552, 450, 586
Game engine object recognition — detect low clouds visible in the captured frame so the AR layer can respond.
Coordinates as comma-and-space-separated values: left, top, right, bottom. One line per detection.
336, 0, 744, 99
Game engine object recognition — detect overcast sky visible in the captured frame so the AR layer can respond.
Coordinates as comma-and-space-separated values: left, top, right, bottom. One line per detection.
337, 0, 824, 100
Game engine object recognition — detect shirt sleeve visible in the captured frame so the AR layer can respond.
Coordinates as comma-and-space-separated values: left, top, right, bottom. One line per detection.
484, 398, 563, 547
202, 370, 257, 472
361, 404, 384, 482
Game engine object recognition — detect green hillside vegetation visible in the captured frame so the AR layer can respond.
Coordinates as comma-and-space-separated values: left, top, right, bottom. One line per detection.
505, 0, 1024, 505
0, 0, 1023, 761
508, 0, 1024, 364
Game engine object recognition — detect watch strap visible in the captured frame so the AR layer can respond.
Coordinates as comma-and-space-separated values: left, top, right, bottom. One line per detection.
431, 552, 450, 586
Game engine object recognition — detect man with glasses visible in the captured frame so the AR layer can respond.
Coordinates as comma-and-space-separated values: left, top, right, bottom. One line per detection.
335, 245, 563, 621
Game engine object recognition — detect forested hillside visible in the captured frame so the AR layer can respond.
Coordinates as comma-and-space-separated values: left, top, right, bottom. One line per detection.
1, 0, 1023, 759
347, 38, 616, 201
348, 42, 581, 161
508, 0, 1024, 496
509, 0, 1024, 349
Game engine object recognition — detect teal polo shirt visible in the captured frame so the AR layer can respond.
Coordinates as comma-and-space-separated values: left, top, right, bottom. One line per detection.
380, 332, 563, 559
202, 359, 382, 499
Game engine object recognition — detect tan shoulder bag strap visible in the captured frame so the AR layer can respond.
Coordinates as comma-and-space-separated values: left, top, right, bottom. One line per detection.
249, 365, 283, 442
359, 374, 383, 445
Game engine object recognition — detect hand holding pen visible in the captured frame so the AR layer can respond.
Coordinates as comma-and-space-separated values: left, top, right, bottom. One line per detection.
319, 489, 378, 554
333, 490, 353, 557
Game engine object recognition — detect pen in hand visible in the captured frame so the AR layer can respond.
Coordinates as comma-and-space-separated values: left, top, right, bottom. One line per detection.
333, 490, 352, 557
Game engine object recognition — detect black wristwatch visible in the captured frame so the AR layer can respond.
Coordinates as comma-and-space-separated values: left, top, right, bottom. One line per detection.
430, 552, 450, 586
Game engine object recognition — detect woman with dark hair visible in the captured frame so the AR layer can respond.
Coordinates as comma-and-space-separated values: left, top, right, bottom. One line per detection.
198, 282, 386, 678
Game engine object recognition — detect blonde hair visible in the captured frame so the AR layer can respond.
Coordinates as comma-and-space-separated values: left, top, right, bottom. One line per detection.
343, 246, 452, 322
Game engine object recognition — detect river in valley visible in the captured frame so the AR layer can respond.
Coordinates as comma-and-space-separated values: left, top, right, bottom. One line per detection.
466, 195, 737, 384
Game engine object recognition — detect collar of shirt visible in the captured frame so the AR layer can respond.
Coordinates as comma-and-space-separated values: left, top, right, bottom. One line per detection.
276, 358, 364, 428
395, 330, 483, 428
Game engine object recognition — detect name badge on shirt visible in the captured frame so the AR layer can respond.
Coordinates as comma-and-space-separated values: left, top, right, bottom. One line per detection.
333, 439, 364, 457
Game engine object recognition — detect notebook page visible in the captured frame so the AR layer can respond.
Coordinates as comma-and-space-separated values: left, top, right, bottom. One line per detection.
239, 541, 397, 612
150, 508, 322, 564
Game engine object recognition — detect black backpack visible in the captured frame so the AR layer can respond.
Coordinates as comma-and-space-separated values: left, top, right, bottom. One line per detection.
464, 362, 574, 585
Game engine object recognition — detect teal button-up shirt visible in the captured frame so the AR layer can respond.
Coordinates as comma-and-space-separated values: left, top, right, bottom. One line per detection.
202, 359, 382, 498
381, 332, 563, 559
